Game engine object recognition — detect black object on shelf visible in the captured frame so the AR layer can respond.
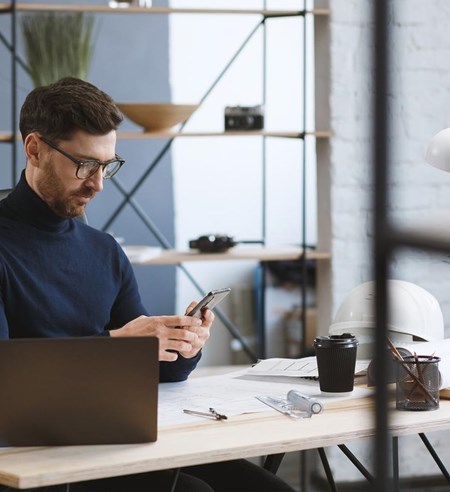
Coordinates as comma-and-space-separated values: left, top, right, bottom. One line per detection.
224, 105, 264, 131
189, 234, 236, 253
265, 258, 317, 288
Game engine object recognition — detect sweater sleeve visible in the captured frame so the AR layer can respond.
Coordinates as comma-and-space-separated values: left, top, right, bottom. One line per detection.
107, 243, 149, 329
109, 242, 202, 382
159, 351, 202, 382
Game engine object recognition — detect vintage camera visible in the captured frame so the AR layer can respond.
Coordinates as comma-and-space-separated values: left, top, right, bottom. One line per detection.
189, 234, 236, 253
224, 105, 264, 131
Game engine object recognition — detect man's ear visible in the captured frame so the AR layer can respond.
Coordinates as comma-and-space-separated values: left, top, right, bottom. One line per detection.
24, 133, 42, 168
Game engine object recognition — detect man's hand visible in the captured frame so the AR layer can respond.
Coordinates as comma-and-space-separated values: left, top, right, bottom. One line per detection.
110, 306, 214, 362
179, 301, 214, 359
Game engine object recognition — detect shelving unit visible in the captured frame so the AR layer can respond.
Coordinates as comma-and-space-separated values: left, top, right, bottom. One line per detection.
131, 246, 330, 265
1, 1, 331, 361
0, 3, 330, 15
1, 129, 331, 141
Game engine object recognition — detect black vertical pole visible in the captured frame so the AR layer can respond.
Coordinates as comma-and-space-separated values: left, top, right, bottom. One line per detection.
373, 0, 392, 490
300, 6, 308, 357
300, 6, 309, 491
258, 8, 268, 360
11, 0, 17, 186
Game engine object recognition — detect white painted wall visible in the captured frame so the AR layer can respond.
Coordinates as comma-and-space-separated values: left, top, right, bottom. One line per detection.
169, 0, 318, 365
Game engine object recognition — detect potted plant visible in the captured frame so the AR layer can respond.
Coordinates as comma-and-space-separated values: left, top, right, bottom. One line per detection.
21, 12, 94, 87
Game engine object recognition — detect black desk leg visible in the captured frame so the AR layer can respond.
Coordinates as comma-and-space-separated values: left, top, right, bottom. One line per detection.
392, 436, 399, 492
169, 468, 181, 492
263, 453, 285, 474
317, 448, 338, 492
337, 444, 375, 484
419, 433, 450, 483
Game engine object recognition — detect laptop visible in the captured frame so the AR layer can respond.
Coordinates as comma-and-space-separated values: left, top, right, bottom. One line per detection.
0, 337, 159, 446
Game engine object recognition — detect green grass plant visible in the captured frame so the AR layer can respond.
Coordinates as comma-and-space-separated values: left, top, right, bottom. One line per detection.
21, 12, 94, 87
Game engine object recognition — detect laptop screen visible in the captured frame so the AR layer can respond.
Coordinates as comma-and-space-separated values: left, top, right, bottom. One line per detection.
0, 337, 159, 446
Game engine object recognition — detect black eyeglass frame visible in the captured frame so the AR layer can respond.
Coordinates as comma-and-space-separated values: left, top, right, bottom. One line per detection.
39, 136, 125, 180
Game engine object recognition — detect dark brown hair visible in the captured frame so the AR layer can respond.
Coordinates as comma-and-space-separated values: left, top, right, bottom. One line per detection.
19, 77, 123, 142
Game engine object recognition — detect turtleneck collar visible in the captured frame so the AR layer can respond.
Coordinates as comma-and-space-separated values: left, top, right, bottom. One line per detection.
3, 171, 72, 233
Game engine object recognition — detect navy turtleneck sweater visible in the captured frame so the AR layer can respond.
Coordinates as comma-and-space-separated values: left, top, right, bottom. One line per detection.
0, 172, 199, 381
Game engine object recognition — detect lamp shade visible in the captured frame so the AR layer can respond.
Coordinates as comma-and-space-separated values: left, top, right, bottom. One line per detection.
425, 127, 450, 172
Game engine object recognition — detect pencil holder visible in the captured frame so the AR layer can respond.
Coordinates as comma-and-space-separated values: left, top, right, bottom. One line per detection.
396, 356, 441, 411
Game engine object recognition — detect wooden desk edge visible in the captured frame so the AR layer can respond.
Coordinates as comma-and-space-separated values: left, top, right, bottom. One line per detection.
2, 394, 450, 488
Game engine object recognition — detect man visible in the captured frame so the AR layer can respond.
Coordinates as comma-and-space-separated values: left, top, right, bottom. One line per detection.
0, 77, 295, 492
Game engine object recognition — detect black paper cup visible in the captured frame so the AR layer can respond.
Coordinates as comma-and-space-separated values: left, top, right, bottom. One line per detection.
314, 334, 358, 394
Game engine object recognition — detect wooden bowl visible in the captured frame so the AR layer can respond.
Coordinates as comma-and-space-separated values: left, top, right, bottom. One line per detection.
116, 103, 199, 132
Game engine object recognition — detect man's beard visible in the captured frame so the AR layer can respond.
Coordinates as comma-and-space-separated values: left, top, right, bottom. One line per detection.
38, 160, 95, 219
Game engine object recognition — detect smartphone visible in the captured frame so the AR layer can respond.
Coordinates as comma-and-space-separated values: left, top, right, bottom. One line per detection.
187, 288, 231, 318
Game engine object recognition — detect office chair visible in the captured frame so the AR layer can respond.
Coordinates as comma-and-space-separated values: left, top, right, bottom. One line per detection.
0, 189, 11, 201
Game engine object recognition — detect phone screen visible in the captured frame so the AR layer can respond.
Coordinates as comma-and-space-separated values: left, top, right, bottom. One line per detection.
187, 288, 231, 318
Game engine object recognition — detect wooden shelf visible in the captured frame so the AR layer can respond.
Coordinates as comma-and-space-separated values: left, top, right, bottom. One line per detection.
130, 246, 331, 266
118, 130, 332, 139
0, 130, 331, 141
0, 133, 13, 142
0, 4, 330, 16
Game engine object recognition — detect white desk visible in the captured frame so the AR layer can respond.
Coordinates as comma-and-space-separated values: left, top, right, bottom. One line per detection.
1, 394, 450, 489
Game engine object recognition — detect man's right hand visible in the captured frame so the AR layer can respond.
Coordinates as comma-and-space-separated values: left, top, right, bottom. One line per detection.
110, 315, 203, 362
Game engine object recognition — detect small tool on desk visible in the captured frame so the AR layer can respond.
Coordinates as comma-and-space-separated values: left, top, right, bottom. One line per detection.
256, 391, 323, 419
287, 390, 323, 416
183, 407, 228, 421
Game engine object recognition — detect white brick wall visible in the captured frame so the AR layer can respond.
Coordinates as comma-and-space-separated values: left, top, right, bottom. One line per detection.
323, 0, 450, 331
316, 0, 450, 482
325, 0, 374, 323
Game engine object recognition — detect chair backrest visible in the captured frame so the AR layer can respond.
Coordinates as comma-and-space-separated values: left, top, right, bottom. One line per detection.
0, 188, 88, 224
0, 189, 12, 201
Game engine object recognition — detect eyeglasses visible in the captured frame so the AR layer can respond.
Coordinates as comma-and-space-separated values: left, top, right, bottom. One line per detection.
39, 136, 125, 180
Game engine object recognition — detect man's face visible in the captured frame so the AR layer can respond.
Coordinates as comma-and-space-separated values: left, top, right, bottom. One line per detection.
36, 130, 117, 218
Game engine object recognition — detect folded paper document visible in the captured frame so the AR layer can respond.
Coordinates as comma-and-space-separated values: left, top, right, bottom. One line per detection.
245, 356, 370, 379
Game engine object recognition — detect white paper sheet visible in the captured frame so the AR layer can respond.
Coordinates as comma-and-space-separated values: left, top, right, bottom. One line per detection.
158, 369, 373, 428
244, 356, 370, 379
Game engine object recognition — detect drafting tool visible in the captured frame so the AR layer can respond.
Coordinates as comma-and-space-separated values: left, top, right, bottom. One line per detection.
183, 407, 228, 421
256, 395, 308, 419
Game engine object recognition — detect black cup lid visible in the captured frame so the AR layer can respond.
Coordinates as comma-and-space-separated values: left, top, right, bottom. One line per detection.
314, 333, 358, 347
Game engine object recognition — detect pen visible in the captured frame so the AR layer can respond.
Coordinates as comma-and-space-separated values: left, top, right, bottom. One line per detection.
183, 407, 228, 420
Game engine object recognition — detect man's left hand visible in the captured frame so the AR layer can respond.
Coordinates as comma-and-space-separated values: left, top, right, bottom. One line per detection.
178, 301, 214, 359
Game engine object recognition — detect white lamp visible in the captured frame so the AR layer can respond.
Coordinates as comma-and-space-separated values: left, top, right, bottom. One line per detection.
425, 127, 450, 172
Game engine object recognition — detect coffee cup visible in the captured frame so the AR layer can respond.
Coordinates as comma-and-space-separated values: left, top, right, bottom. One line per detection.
314, 333, 358, 394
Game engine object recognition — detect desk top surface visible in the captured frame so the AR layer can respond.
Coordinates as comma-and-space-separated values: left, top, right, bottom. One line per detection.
1, 393, 450, 489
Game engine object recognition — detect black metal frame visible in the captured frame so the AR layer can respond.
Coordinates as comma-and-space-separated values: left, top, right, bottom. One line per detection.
104, 16, 266, 363
373, 0, 392, 489
0, 0, 19, 186
95, 9, 313, 362
314, 434, 450, 491
1, 2, 316, 365
373, 3, 450, 488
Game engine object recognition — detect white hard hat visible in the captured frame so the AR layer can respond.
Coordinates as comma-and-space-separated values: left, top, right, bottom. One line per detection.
329, 280, 444, 357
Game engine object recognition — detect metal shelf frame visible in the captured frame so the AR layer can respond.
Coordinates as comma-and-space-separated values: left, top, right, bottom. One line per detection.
1, 1, 328, 363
